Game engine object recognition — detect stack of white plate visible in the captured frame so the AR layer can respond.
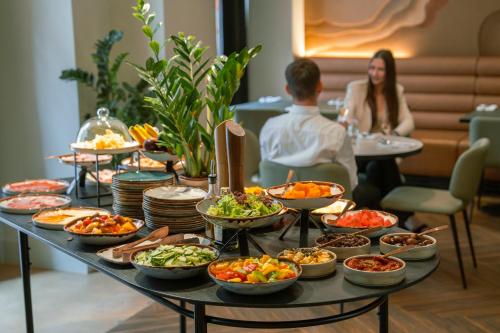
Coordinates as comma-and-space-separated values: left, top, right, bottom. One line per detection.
143, 186, 207, 232
111, 171, 174, 219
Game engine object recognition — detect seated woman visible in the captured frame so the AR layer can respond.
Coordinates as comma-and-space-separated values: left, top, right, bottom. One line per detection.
344, 49, 414, 197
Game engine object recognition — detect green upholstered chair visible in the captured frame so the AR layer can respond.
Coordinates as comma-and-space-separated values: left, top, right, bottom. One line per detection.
244, 128, 261, 186
381, 138, 490, 289
469, 116, 500, 208
259, 160, 352, 199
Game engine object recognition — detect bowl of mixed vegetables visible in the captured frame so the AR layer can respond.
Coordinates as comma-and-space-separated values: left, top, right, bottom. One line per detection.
278, 248, 337, 278
196, 192, 284, 229
64, 214, 144, 245
208, 255, 301, 295
131, 244, 219, 280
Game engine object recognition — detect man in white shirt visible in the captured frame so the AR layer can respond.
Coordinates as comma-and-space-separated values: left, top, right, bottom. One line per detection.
260, 58, 358, 191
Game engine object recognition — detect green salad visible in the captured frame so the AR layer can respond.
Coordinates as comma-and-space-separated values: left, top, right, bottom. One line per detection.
207, 192, 281, 218
134, 245, 217, 267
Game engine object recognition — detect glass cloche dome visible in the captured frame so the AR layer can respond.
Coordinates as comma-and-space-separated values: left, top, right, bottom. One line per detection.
75, 107, 133, 146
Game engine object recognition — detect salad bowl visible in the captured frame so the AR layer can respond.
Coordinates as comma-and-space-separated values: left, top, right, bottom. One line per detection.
196, 196, 284, 230
131, 244, 219, 280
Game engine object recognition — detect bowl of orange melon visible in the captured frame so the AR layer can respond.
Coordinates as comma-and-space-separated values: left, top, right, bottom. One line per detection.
267, 181, 345, 210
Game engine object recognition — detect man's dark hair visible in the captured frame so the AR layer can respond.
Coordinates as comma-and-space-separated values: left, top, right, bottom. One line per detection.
285, 58, 321, 100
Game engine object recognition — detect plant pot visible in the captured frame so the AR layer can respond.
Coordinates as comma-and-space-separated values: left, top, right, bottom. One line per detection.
178, 175, 209, 190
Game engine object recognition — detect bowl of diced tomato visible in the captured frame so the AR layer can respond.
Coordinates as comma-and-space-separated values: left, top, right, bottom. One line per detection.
267, 181, 345, 210
321, 210, 397, 238
208, 255, 301, 295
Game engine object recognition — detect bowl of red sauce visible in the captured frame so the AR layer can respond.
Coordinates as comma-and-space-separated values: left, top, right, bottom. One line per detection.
343, 255, 406, 287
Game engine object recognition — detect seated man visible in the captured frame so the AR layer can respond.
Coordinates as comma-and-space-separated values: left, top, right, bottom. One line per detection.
260, 58, 377, 206
260, 58, 357, 189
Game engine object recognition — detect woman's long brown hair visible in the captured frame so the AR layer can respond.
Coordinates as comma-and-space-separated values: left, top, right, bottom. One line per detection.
365, 49, 399, 130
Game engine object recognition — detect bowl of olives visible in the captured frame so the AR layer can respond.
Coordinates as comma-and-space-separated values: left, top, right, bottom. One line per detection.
379, 233, 437, 260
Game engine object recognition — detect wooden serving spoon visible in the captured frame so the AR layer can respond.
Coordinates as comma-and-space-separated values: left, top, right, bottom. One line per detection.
380, 244, 417, 258
112, 226, 169, 258
283, 169, 295, 194
316, 226, 382, 249
417, 225, 448, 237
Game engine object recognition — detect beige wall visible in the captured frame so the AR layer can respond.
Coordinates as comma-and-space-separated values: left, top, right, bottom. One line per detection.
71, 0, 216, 122
304, 0, 500, 57
360, 0, 500, 56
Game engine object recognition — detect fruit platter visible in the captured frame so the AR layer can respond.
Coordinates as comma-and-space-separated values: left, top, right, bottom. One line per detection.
129, 123, 178, 162
196, 191, 284, 229
208, 255, 301, 295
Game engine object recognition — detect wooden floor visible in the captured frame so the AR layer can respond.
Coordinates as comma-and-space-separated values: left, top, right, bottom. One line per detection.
109, 197, 500, 333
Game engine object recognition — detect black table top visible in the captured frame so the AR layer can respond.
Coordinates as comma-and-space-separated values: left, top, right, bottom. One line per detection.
0, 193, 439, 308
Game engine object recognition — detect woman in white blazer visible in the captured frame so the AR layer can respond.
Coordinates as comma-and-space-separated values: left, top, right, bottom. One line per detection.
344, 49, 414, 199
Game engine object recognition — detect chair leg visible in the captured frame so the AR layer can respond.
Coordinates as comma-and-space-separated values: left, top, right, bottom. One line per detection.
449, 214, 467, 289
462, 209, 477, 268
477, 170, 484, 209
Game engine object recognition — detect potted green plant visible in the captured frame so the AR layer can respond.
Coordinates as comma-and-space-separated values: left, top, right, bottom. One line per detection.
60, 30, 156, 126
131, 0, 261, 186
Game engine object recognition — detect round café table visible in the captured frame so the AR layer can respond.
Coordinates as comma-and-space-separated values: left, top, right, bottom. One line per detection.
353, 134, 423, 161
130, 227, 439, 333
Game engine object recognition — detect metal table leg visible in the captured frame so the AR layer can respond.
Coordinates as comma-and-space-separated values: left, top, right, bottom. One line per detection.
179, 300, 186, 333
18, 231, 34, 333
194, 303, 207, 333
378, 295, 389, 333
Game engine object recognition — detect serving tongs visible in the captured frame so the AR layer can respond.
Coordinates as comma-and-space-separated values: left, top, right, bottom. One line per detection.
112, 226, 169, 258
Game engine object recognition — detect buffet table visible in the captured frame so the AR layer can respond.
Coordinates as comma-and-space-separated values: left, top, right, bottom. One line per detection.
1, 194, 439, 333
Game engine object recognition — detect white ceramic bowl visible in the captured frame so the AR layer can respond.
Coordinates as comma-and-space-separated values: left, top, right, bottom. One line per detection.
196, 197, 284, 229
278, 248, 337, 278
131, 244, 218, 280
267, 181, 345, 210
64, 218, 144, 246
315, 234, 371, 261
321, 210, 398, 238
379, 233, 437, 260
208, 257, 301, 295
343, 255, 406, 287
